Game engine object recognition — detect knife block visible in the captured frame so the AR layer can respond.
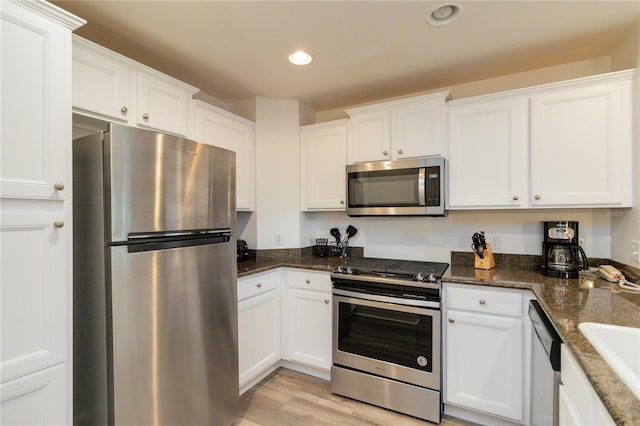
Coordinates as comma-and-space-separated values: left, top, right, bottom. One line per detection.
474, 243, 496, 270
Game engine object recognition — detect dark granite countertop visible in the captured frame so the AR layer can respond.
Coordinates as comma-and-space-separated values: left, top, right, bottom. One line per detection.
237, 256, 640, 425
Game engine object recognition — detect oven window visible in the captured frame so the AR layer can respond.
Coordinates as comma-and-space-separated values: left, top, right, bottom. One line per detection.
348, 169, 420, 207
337, 301, 434, 372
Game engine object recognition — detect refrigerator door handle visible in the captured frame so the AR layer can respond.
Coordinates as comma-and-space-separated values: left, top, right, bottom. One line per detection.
127, 233, 232, 253
127, 228, 232, 241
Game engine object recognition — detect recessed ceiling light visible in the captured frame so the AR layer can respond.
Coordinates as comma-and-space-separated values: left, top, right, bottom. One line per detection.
288, 50, 313, 65
426, 2, 463, 26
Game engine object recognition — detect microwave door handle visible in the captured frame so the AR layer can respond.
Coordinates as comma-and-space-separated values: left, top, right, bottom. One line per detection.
418, 168, 426, 206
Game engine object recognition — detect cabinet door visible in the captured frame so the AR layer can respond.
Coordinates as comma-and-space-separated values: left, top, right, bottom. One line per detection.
447, 98, 527, 208
0, 363, 67, 426
137, 72, 191, 136
394, 99, 443, 158
530, 80, 631, 206
287, 289, 332, 370
238, 289, 281, 387
194, 106, 255, 210
0, 3, 70, 200
301, 122, 347, 210
445, 310, 523, 421
0, 213, 68, 382
348, 109, 391, 163
72, 39, 130, 122
558, 384, 581, 426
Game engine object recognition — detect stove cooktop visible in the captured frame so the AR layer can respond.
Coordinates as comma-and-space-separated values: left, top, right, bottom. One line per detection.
332, 257, 449, 283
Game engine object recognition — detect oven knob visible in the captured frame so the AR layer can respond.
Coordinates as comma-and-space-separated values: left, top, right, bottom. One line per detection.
427, 273, 437, 282
346, 267, 354, 275
336, 265, 345, 273
415, 272, 424, 282
417, 356, 428, 367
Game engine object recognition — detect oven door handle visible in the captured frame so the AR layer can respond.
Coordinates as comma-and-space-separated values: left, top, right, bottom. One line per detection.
333, 288, 440, 310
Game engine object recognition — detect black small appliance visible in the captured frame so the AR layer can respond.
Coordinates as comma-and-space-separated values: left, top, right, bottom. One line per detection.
237, 239, 249, 262
542, 221, 589, 279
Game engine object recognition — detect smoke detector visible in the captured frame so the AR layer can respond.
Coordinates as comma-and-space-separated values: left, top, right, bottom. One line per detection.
426, 2, 463, 26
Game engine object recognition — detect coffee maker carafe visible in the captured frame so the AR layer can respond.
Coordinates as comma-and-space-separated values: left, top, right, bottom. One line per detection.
542, 221, 589, 279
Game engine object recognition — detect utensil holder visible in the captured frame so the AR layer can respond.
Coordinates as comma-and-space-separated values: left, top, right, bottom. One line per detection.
474, 243, 496, 270
313, 238, 329, 257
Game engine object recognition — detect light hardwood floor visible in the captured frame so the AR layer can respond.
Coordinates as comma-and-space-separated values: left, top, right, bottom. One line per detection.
234, 368, 477, 426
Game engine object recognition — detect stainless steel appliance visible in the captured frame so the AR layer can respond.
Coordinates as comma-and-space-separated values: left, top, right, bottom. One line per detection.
73, 124, 239, 426
542, 221, 589, 279
529, 300, 562, 426
330, 257, 448, 423
346, 157, 445, 216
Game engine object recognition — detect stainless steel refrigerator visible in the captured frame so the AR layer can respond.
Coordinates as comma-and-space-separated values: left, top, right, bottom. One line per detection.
73, 123, 239, 426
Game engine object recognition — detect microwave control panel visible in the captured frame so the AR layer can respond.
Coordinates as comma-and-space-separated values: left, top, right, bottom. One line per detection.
425, 166, 441, 207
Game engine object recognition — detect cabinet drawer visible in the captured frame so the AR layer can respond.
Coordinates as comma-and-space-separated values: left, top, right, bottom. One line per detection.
286, 269, 332, 292
446, 285, 522, 316
238, 271, 281, 301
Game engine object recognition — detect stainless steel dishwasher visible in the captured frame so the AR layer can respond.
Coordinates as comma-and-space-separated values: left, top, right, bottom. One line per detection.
529, 300, 562, 426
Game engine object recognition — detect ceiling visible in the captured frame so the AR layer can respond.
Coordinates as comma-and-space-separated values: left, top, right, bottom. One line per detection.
54, 1, 639, 112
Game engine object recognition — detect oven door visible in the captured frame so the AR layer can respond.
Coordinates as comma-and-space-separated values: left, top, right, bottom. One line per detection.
332, 293, 440, 390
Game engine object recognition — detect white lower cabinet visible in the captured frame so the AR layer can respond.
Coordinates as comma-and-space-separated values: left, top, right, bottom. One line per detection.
237, 271, 281, 389
284, 270, 332, 370
443, 283, 533, 425
0, 363, 68, 426
559, 344, 614, 426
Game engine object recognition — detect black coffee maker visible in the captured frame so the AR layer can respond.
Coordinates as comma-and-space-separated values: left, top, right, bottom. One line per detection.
542, 221, 589, 279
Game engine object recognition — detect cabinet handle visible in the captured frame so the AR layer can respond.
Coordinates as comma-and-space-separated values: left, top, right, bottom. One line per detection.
397, 149, 403, 155
479, 299, 486, 305
448, 318, 454, 323
383, 150, 388, 156
53, 182, 65, 191
534, 194, 541, 200
325, 299, 330, 304
340, 200, 345, 205
512, 195, 519, 201
306, 279, 311, 284
142, 113, 149, 121
121, 106, 128, 115
53, 220, 64, 229
256, 282, 262, 288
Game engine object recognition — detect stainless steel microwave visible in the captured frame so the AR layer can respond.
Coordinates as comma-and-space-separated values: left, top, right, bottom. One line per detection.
346, 157, 445, 216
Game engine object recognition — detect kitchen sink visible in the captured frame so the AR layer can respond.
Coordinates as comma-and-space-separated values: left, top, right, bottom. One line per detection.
578, 322, 640, 400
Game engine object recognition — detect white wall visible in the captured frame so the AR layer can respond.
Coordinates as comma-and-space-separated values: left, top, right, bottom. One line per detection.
305, 209, 611, 263
610, 24, 640, 268
254, 97, 301, 249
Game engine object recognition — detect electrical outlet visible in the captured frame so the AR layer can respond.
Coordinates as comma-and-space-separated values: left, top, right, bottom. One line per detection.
488, 234, 502, 251
275, 233, 283, 246
631, 240, 640, 263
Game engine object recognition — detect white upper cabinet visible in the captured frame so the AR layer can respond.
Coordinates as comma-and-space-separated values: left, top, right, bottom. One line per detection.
447, 70, 633, 209
72, 36, 198, 137
530, 76, 632, 207
1, 1, 81, 201
72, 38, 130, 122
346, 91, 449, 163
300, 120, 348, 211
136, 71, 192, 136
447, 96, 528, 208
192, 101, 255, 211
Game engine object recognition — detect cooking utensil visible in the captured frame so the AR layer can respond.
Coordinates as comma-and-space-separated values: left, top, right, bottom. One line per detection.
330, 228, 341, 246
340, 225, 358, 258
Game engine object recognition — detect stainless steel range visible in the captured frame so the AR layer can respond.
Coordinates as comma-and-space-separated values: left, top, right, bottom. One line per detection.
330, 257, 448, 423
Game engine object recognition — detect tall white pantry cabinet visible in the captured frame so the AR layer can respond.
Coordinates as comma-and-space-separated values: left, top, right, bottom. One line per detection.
0, 1, 84, 424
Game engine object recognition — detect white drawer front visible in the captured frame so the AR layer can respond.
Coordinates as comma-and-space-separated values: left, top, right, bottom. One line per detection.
238, 270, 281, 301
446, 285, 522, 316
286, 269, 332, 292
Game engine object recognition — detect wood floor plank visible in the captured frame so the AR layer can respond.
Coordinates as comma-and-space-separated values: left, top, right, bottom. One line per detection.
234, 368, 478, 426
